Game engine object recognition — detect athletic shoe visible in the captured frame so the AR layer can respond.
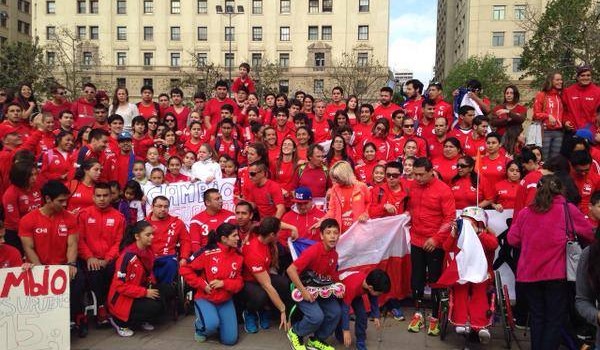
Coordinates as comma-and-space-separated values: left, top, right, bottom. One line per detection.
514, 317, 530, 330
427, 316, 440, 336
109, 317, 134, 337
391, 308, 405, 321
96, 305, 110, 326
242, 310, 259, 334
259, 310, 270, 329
407, 312, 424, 333
305, 337, 334, 350
75, 314, 89, 338
194, 332, 206, 343
140, 322, 154, 331
356, 340, 367, 350
287, 328, 306, 350
478, 328, 491, 344
455, 326, 467, 334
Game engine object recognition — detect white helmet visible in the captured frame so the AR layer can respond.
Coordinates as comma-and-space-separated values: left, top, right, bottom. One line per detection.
460, 206, 488, 226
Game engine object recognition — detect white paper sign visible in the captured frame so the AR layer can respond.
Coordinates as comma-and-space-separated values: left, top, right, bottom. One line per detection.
0, 265, 70, 350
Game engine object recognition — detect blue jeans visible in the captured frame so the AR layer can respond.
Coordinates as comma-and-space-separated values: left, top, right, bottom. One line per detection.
153, 255, 178, 284
542, 129, 563, 160
194, 298, 238, 346
293, 297, 341, 341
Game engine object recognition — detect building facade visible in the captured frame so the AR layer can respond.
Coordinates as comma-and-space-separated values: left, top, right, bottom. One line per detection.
435, 0, 547, 83
32, 0, 389, 98
0, 0, 32, 45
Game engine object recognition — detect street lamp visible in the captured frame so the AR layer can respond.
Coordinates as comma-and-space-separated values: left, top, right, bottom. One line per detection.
216, 4, 244, 90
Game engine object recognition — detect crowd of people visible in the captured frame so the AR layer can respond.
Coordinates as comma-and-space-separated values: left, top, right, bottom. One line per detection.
2, 61, 600, 350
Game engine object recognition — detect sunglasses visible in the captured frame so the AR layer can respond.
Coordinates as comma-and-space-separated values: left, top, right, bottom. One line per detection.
457, 163, 471, 168
165, 119, 175, 122
386, 173, 401, 179
148, 121, 157, 124
249, 171, 262, 177
403, 125, 415, 128
0, 93, 6, 96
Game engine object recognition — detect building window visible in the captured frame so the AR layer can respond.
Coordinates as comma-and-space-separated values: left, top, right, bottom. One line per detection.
513, 58, 523, 72
170, 79, 181, 88
46, 1, 55, 14
90, 0, 99, 13
280, 26, 290, 41
83, 52, 93, 66
225, 27, 235, 41
0, 16, 6, 28
90, 26, 99, 40
46, 26, 56, 40
143, 26, 153, 41
314, 79, 324, 94
308, 26, 318, 40
280, 0, 291, 13
144, 0, 154, 13
171, 53, 181, 67
143, 78, 153, 87
279, 80, 289, 94
143, 52, 154, 66
46, 51, 55, 65
492, 5, 506, 20
359, 0, 369, 12
77, 26, 86, 40
0, 37, 6, 46
321, 26, 332, 40
358, 25, 369, 40
252, 0, 263, 14
315, 52, 325, 69
251, 53, 262, 67
225, 53, 235, 68
252, 27, 262, 41
196, 53, 207, 66
357, 52, 369, 66
279, 53, 290, 68
322, 0, 332, 12
197, 0, 207, 13
77, 0, 86, 14
495, 58, 504, 68
492, 31, 505, 46
116, 78, 126, 87
18, 0, 30, 13
117, 0, 126, 14
514, 5, 526, 20
17, 21, 30, 35
513, 31, 525, 46
309, 0, 319, 13
197, 26, 208, 41
171, 0, 181, 14
117, 26, 127, 40
170, 27, 181, 41
117, 52, 127, 66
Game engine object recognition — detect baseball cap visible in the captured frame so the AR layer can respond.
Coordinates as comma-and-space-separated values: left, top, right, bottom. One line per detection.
117, 131, 132, 141
292, 187, 312, 202
0, 125, 18, 140
575, 128, 594, 144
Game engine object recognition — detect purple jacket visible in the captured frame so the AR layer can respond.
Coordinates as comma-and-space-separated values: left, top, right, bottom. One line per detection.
508, 195, 595, 283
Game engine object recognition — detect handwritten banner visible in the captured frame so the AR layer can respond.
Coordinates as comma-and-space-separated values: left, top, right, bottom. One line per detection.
143, 179, 236, 227
0, 265, 70, 350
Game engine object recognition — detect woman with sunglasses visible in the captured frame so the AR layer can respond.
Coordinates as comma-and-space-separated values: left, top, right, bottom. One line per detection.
146, 116, 160, 139
432, 137, 462, 184
108, 87, 139, 132
450, 156, 490, 210
162, 112, 179, 132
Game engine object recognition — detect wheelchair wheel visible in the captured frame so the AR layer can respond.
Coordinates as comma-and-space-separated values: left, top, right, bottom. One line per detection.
439, 289, 450, 341
494, 271, 512, 349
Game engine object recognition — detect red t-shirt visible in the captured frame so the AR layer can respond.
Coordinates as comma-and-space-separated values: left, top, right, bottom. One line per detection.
354, 159, 378, 186
232, 77, 256, 93
0, 243, 22, 267
487, 179, 519, 209
428, 137, 446, 160
373, 103, 402, 123
403, 98, 423, 121
415, 119, 435, 140
480, 154, 509, 189
463, 134, 486, 158
203, 98, 237, 127
164, 105, 191, 129
242, 236, 272, 282
165, 172, 190, 183
448, 128, 473, 147
280, 206, 325, 246
353, 122, 373, 145
189, 209, 236, 251
137, 103, 159, 119
271, 160, 295, 192
42, 100, 72, 119
432, 155, 459, 184
311, 118, 332, 143
67, 181, 95, 214
362, 136, 393, 162
572, 171, 600, 216
292, 241, 339, 281
2, 185, 43, 231
451, 176, 478, 210
245, 179, 285, 217
19, 209, 78, 265
325, 103, 346, 120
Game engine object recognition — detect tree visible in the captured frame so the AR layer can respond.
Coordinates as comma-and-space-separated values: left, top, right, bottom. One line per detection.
251, 59, 285, 99
181, 53, 225, 94
0, 39, 52, 96
519, 0, 600, 86
442, 55, 511, 104
327, 51, 389, 101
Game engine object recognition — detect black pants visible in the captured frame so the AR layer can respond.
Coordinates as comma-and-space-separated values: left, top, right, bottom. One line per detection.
70, 268, 86, 318
83, 261, 115, 306
5, 229, 23, 255
237, 274, 291, 313
113, 283, 175, 328
522, 280, 568, 350
410, 245, 444, 316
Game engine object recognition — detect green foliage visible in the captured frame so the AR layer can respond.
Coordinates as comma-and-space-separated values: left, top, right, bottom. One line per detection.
251, 59, 285, 99
520, 0, 600, 86
328, 52, 388, 101
442, 55, 511, 104
0, 40, 52, 97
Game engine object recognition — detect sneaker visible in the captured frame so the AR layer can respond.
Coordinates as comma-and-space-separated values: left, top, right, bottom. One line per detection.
242, 310, 259, 334
306, 337, 334, 350
455, 325, 467, 334
140, 322, 154, 331
356, 340, 367, 350
391, 308, 405, 321
194, 332, 206, 343
75, 314, 89, 338
259, 310, 270, 329
97, 305, 109, 326
514, 317, 530, 330
407, 312, 424, 333
109, 317, 134, 337
427, 316, 440, 336
287, 328, 306, 350
478, 328, 491, 344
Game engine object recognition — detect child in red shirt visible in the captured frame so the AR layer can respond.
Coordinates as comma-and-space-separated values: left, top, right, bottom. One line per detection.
165, 156, 190, 183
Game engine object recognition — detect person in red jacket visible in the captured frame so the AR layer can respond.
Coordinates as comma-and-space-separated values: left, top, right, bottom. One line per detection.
570, 150, 600, 216
180, 223, 243, 345
563, 65, 600, 130
189, 188, 236, 251
107, 221, 174, 337
407, 157, 456, 336
73, 128, 114, 182
203, 81, 237, 131
78, 183, 126, 326
427, 82, 453, 129
373, 87, 401, 123
146, 196, 191, 284
0, 220, 23, 268
533, 71, 565, 160
403, 79, 424, 121
71, 82, 98, 129
281, 187, 325, 244
39, 131, 75, 185
231, 62, 256, 95
325, 86, 347, 120
368, 161, 408, 218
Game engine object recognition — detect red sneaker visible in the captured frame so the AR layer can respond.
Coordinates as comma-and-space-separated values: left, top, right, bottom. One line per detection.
97, 305, 109, 326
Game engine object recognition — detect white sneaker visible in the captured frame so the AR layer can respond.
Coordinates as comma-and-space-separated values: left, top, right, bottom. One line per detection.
478, 328, 491, 344
109, 317, 134, 337
455, 326, 467, 334
141, 322, 155, 331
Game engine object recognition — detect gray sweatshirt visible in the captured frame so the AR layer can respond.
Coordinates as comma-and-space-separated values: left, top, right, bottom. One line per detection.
575, 247, 600, 348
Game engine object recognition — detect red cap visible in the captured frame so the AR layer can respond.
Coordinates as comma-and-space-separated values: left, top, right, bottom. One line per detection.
0, 125, 18, 140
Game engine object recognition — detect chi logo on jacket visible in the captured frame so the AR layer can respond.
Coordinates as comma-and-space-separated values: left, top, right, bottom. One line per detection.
231, 262, 238, 270
211, 266, 218, 274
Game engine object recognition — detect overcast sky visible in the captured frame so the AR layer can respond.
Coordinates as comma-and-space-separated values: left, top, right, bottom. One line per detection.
388, 0, 436, 83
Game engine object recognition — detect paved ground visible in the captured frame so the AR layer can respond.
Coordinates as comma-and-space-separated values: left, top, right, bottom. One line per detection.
72, 309, 533, 350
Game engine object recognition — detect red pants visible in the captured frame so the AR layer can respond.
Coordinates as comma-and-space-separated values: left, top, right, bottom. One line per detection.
449, 281, 491, 329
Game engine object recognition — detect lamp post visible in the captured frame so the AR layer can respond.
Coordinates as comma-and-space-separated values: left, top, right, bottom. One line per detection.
216, 4, 244, 91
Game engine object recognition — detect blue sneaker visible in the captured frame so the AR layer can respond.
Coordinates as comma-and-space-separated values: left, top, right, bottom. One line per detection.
391, 308, 405, 321
242, 310, 259, 333
259, 310, 270, 329
356, 340, 367, 350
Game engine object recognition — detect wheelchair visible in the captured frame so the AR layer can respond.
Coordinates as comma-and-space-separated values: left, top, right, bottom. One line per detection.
439, 270, 514, 349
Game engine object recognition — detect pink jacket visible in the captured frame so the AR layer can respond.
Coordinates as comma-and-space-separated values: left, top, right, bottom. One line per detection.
508, 196, 595, 282
325, 181, 371, 232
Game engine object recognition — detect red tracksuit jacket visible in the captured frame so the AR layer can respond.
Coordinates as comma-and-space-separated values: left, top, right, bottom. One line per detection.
146, 214, 192, 259
562, 83, 600, 129
39, 147, 76, 185
533, 89, 563, 130
78, 205, 126, 262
